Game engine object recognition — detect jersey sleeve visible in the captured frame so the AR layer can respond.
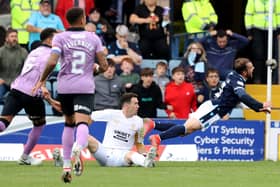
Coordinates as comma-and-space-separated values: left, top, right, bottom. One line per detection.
27, 12, 37, 26
91, 109, 115, 121
231, 75, 263, 112
51, 34, 62, 55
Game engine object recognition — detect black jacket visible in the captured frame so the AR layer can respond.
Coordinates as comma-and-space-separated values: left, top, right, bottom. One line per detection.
130, 81, 166, 118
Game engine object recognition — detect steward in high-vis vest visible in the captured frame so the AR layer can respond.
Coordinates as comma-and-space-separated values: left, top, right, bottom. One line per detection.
245, 0, 280, 84
182, 0, 217, 34
10, 0, 40, 48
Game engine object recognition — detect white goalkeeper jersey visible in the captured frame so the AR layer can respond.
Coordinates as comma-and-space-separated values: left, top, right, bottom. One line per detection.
91, 109, 144, 150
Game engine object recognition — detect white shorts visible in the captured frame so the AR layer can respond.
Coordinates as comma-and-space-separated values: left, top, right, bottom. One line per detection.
189, 100, 221, 131
93, 141, 131, 167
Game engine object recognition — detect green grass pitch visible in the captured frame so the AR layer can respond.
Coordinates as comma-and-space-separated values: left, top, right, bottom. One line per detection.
0, 161, 279, 187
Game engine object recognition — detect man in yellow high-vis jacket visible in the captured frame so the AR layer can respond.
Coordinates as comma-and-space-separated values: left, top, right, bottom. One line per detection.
10, 0, 40, 50
182, 0, 217, 34
245, 0, 280, 84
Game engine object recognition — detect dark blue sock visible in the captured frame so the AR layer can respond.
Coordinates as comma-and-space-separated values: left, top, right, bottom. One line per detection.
154, 122, 176, 131
159, 125, 186, 140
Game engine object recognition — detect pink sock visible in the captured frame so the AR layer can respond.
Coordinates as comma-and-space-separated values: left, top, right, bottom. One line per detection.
0, 121, 6, 132
76, 123, 89, 149
23, 126, 44, 155
62, 126, 74, 160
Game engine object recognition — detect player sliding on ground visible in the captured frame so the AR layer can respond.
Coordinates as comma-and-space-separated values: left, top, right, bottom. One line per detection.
45, 93, 172, 169
87, 93, 157, 168
148, 58, 272, 151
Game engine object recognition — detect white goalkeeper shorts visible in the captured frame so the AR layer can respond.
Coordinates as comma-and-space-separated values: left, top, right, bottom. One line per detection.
93, 141, 130, 167
189, 100, 221, 131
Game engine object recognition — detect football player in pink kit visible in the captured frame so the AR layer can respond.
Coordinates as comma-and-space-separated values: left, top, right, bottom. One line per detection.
32, 7, 108, 183
0, 28, 57, 165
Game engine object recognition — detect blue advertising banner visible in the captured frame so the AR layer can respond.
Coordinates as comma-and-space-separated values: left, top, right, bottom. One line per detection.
0, 118, 264, 161
148, 119, 264, 161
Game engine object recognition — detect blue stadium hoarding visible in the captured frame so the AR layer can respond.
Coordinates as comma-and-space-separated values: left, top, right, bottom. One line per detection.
0, 118, 264, 161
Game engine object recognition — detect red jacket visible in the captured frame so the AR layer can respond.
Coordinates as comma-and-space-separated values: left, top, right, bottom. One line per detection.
55, 0, 95, 28
165, 81, 197, 119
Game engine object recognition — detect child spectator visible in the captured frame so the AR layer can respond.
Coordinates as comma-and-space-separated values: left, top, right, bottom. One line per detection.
165, 67, 197, 119
119, 57, 140, 90
153, 61, 170, 98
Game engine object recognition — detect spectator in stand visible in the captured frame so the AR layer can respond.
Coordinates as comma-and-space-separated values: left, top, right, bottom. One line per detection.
181, 0, 217, 34
0, 26, 6, 47
26, 0, 64, 50
199, 29, 249, 80
55, 0, 95, 29
94, 0, 116, 25
165, 67, 197, 119
197, 68, 223, 106
180, 41, 207, 93
87, 8, 115, 45
153, 61, 169, 98
130, 68, 172, 118
94, 60, 125, 110
10, 0, 40, 50
245, 0, 280, 84
129, 0, 170, 60
119, 57, 140, 91
107, 24, 142, 74
0, 28, 28, 104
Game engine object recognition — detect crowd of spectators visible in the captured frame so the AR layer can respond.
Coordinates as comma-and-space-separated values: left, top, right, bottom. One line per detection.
0, 0, 279, 118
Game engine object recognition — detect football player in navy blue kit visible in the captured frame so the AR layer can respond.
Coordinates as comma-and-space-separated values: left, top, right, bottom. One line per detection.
149, 58, 271, 149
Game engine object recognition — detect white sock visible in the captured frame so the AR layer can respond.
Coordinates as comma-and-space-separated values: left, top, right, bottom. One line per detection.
131, 152, 145, 166
63, 159, 71, 170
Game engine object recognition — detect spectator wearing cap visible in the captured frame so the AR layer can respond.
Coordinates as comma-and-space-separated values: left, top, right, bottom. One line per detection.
87, 8, 115, 45
93, 59, 125, 110
165, 67, 197, 119
129, 0, 170, 60
107, 24, 142, 74
130, 68, 172, 118
55, 0, 95, 29
27, 0, 64, 50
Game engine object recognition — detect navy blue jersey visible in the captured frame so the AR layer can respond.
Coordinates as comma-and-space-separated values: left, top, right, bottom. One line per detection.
212, 71, 263, 117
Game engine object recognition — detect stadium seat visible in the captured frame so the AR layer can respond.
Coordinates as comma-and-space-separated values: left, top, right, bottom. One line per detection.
168, 59, 181, 76
141, 59, 168, 69
229, 108, 244, 119
157, 109, 168, 118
